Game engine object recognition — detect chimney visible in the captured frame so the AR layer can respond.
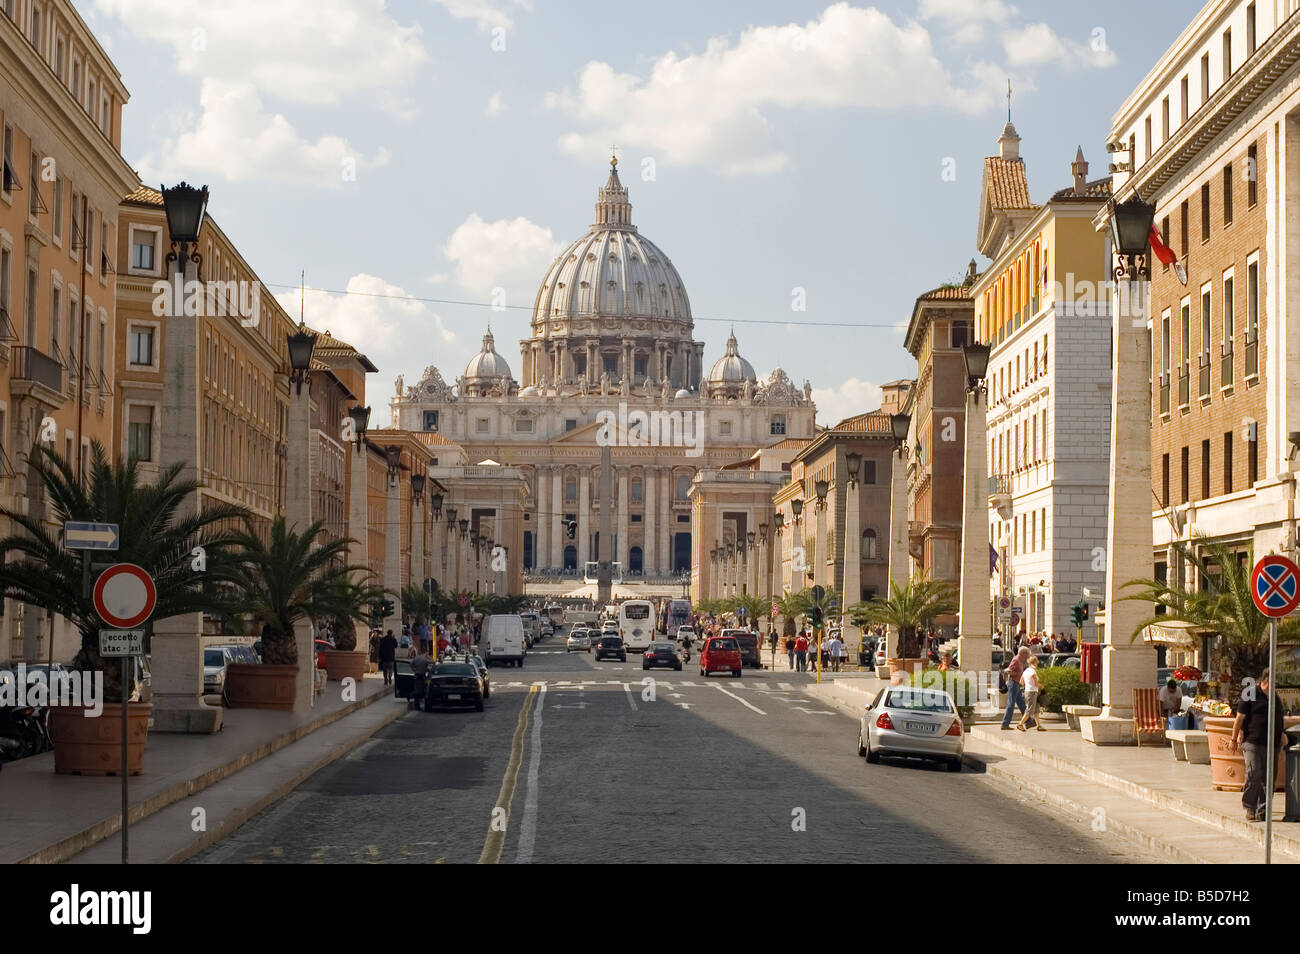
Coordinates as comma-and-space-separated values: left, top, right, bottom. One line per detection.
1071, 145, 1089, 194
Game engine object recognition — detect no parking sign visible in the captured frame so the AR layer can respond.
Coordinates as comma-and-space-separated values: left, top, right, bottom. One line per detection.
1251, 555, 1300, 618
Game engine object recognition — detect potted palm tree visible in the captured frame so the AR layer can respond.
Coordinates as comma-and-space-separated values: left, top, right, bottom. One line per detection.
850, 576, 957, 678
321, 575, 387, 682
223, 516, 374, 709
1123, 537, 1300, 790
0, 443, 246, 775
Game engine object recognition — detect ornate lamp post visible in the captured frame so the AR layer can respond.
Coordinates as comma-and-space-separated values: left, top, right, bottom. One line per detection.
813, 479, 830, 590
842, 451, 862, 650
957, 342, 993, 676
1085, 191, 1158, 746
410, 472, 426, 606
790, 495, 804, 596
383, 446, 404, 626
445, 506, 458, 593
885, 413, 911, 665
284, 325, 317, 711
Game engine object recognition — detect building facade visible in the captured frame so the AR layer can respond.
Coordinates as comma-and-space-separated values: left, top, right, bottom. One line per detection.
391, 160, 817, 583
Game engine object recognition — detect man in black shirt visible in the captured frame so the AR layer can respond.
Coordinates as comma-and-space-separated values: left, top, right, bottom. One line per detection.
1232, 667, 1286, 822
379, 629, 398, 686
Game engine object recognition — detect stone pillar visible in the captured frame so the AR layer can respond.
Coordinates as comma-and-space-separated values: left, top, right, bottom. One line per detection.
843, 478, 861, 646
598, 445, 614, 603
885, 447, 909, 660
814, 498, 828, 590
617, 467, 630, 574
958, 387, 992, 675
660, 470, 672, 572
1083, 276, 1156, 745
644, 467, 656, 575
411, 496, 425, 596
578, 469, 590, 572
152, 247, 221, 733
790, 517, 804, 597
772, 526, 784, 598
551, 466, 564, 569
385, 470, 402, 627
536, 467, 549, 572
286, 382, 314, 712
348, 444, 369, 575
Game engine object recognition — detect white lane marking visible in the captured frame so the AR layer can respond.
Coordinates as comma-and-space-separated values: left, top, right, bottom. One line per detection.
623, 683, 638, 710
681, 681, 699, 687
714, 683, 765, 715
668, 693, 683, 699
779, 682, 794, 690
792, 706, 835, 715
675, 702, 693, 709
551, 703, 587, 709
514, 683, 546, 864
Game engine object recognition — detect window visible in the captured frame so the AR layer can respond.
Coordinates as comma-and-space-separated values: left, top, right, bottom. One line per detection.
422, 410, 438, 431
1180, 300, 1191, 370
1223, 29, 1232, 81
1161, 453, 1170, 505
52, 176, 62, 241
99, 221, 107, 277
564, 418, 577, 432
24, 268, 37, 346
1246, 257, 1259, 378
127, 405, 153, 461
1222, 271, 1235, 388
128, 326, 153, 365
29, 3, 40, 49
1248, 143, 1258, 207
1200, 286, 1211, 358
1201, 440, 1210, 499
1144, 116, 1152, 162
1180, 446, 1189, 504
1248, 430, 1258, 486
130, 231, 155, 271
514, 418, 533, 433
863, 459, 877, 484
564, 478, 576, 502
1247, 3, 1257, 57
1180, 200, 1188, 254
631, 479, 642, 503
1201, 183, 1211, 241
475, 417, 489, 433
1161, 97, 1170, 142
1161, 311, 1171, 379
863, 529, 878, 560
719, 421, 731, 436
770, 414, 785, 436
1180, 75, 1189, 122
28, 151, 40, 216
1223, 165, 1233, 224
1201, 53, 1210, 103
951, 320, 970, 349
1224, 432, 1233, 494
675, 475, 690, 500
2, 124, 14, 196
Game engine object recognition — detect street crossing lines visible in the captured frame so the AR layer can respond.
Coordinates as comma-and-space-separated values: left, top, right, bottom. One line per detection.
712, 683, 766, 715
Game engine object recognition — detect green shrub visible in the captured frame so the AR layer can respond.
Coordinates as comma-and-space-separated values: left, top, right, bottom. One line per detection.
905, 667, 977, 719
1037, 666, 1091, 712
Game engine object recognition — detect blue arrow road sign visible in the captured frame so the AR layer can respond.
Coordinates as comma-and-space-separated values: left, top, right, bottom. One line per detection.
63, 522, 120, 551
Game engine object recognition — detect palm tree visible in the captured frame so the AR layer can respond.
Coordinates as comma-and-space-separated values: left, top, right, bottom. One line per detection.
789, 586, 840, 630
401, 583, 437, 626
0, 442, 249, 701
694, 597, 726, 619
773, 591, 803, 636
724, 592, 770, 629
851, 576, 957, 659
224, 515, 376, 664
1122, 537, 1300, 704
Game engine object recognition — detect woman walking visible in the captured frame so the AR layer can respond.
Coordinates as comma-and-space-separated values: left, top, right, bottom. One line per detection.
1017, 654, 1044, 732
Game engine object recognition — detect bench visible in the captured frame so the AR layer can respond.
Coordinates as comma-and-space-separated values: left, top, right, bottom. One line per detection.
1166, 729, 1210, 764
1062, 704, 1101, 730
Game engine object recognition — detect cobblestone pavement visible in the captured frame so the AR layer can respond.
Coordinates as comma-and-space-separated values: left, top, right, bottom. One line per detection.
192, 644, 1158, 864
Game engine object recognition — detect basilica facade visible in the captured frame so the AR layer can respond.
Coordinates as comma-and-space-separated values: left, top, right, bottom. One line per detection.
390, 159, 816, 578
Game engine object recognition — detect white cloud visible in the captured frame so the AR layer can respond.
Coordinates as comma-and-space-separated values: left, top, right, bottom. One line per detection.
486, 91, 507, 117
546, 2, 997, 175
811, 376, 883, 428
440, 214, 564, 299
277, 275, 456, 390
92, 0, 428, 105
136, 80, 390, 188
1003, 23, 1117, 69
429, 0, 532, 31
918, 0, 1016, 25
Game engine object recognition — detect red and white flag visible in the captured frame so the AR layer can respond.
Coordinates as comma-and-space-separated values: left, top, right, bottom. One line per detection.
1148, 226, 1187, 285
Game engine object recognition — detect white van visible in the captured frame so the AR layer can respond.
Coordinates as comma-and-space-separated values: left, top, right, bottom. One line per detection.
520, 612, 541, 645
482, 614, 526, 668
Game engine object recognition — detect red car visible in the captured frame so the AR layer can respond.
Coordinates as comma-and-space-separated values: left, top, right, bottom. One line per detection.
700, 636, 742, 678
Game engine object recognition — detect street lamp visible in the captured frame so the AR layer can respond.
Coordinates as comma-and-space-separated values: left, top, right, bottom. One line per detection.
411, 472, 426, 500
791, 498, 803, 524
1109, 191, 1157, 279
760, 522, 769, 541
384, 445, 403, 487
459, 519, 469, 539
962, 342, 991, 393
445, 506, 457, 528
845, 451, 861, 486
287, 325, 317, 396
160, 181, 209, 265
814, 479, 829, 508
747, 530, 756, 549
430, 492, 443, 520
774, 513, 784, 532
347, 405, 370, 452
889, 413, 910, 453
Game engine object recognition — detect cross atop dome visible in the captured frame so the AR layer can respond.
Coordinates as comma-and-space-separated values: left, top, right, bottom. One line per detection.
594, 155, 634, 230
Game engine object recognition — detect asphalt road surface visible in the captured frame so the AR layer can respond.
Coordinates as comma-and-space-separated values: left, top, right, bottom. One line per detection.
192, 638, 1158, 864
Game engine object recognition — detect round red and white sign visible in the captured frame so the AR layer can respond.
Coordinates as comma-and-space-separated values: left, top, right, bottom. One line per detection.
93, 563, 157, 629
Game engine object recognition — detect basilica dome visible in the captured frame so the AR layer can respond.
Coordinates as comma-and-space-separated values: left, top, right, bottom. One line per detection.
531, 158, 692, 329
706, 331, 757, 392
461, 329, 514, 397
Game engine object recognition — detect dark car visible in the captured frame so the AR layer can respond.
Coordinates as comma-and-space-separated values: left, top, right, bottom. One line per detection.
423, 662, 485, 711
454, 653, 492, 698
394, 658, 415, 699
595, 635, 627, 662
642, 641, 681, 671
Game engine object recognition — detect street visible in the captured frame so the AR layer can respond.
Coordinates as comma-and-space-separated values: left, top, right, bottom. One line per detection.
193, 644, 1156, 864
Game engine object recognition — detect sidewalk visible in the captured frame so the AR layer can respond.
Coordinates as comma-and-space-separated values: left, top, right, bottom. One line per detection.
805, 676, 1300, 864
1, 675, 401, 864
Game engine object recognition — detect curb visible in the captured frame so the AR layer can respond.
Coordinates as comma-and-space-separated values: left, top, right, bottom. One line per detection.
18, 683, 394, 865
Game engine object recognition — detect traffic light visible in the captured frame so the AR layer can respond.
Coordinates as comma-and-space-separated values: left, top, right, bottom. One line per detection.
1070, 600, 1089, 628
807, 605, 823, 630
381, 598, 395, 618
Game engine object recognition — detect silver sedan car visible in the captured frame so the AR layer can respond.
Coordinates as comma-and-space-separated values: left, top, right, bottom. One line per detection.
858, 686, 964, 772
566, 630, 591, 653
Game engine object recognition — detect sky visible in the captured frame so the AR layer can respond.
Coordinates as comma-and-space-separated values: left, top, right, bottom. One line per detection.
80, 0, 1204, 426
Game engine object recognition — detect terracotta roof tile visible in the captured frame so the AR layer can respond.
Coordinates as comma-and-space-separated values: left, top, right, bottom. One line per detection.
1050, 176, 1114, 201
984, 157, 1035, 210
768, 437, 811, 450
124, 184, 164, 206
830, 411, 893, 435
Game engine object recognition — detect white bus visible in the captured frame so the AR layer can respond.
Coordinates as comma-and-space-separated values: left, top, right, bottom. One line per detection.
618, 600, 656, 652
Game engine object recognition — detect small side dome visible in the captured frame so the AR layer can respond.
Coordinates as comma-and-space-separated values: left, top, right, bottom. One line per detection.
674, 388, 692, 400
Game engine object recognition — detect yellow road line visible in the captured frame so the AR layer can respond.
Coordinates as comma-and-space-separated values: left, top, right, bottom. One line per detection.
477, 684, 538, 864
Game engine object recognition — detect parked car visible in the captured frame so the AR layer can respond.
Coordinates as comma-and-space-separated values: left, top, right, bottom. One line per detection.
567, 631, 591, 653
448, 653, 491, 698
858, 686, 964, 772
394, 658, 415, 699
423, 661, 485, 711
482, 614, 526, 667
700, 635, 742, 678
642, 641, 682, 671
1050, 653, 1081, 669
873, 643, 888, 668
676, 625, 696, 642
594, 635, 627, 662
721, 628, 762, 669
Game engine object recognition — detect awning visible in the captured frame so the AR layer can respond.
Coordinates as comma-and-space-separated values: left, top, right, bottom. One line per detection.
1140, 620, 1210, 648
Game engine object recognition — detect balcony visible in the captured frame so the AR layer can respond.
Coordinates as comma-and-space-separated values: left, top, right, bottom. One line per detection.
1246, 336, 1258, 378
1178, 370, 1190, 409
1159, 377, 1170, 416
9, 346, 65, 406
1198, 357, 1210, 402
1221, 345, 1234, 389
988, 474, 1013, 519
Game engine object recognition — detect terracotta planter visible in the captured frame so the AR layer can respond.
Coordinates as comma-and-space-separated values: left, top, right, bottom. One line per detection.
1204, 715, 1294, 792
889, 658, 925, 679
322, 649, 367, 682
50, 703, 151, 776
225, 662, 297, 711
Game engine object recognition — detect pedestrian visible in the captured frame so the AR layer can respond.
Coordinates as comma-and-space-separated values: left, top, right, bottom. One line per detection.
410, 648, 432, 710
793, 633, 809, 672
1232, 667, 1286, 822
938, 651, 953, 672
379, 629, 398, 686
368, 630, 380, 673
784, 635, 796, 670
1016, 654, 1043, 731
827, 632, 845, 673
1159, 678, 1183, 720
1001, 647, 1029, 730
436, 629, 450, 659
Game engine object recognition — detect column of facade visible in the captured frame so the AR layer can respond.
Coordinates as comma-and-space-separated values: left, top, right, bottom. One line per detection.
643, 466, 657, 575
536, 467, 549, 573
551, 465, 564, 569
617, 467, 630, 574
660, 470, 673, 573
577, 469, 591, 572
